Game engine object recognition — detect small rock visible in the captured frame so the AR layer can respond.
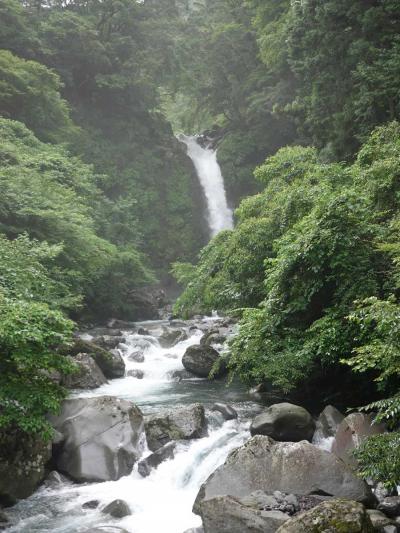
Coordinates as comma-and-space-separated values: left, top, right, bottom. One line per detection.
96, 335, 126, 349
211, 403, 238, 421
375, 483, 396, 502
102, 499, 131, 518
250, 403, 315, 442
159, 327, 188, 348
137, 327, 149, 335
367, 509, 394, 530
378, 497, 400, 518
0, 510, 9, 526
312, 405, 344, 442
383, 526, 397, 533
277, 499, 374, 532
138, 442, 176, 477
43, 471, 69, 488
171, 369, 196, 380
82, 500, 100, 509
129, 351, 145, 363
127, 369, 144, 379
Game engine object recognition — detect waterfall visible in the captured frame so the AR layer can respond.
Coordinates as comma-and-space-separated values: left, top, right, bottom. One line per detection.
179, 135, 234, 237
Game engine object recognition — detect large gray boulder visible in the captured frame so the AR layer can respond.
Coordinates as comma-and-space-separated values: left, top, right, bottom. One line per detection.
200, 495, 288, 533
50, 396, 144, 482
182, 345, 227, 378
332, 413, 386, 467
250, 403, 315, 442
194, 436, 373, 514
61, 353, 107, 389
313, 405, 344, 443
64, 339, 125, 379
145, 404, 207, 451
276, 499, 374, 532
0, 429, 51, 504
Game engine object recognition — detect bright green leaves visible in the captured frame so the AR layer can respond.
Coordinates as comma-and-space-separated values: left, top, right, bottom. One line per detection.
0, 293, 74, 438
0, 50, 75, 143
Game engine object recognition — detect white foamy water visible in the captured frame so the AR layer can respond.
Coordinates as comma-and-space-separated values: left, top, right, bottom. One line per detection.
6, 319, 254, 533
179, 135, 234, 236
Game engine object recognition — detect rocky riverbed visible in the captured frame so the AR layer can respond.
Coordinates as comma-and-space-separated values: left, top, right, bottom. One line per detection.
0, 315, 398, 533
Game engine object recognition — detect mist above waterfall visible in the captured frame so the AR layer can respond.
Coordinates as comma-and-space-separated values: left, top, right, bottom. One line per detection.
179, 135, 234, 237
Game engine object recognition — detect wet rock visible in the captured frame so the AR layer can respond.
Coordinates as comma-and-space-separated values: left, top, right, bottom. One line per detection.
138, 442, 176, 477
0, 510, 9, 528
277, 499, 374, 532
62, 339, 125, 379
250, 403, 315, 442
171, 369, 197, 380
102, 499, 131, 518
145, 403, 207, 451
183, 528, 204, 533
367, 509, 395, 530
332, 413, 386, 467
182, 345, 227, 378
85, 526, 129, 533
95, 335, 126, 350
129, 351, 145, 363
200, 329, 226, 347
50, 396, 144, 482
97, 349, 125, 379
61, 353, 107, 389
0, 429, 51, 504
200, 495, 289, 533
82, 500, 100, 509
375, 483, 396, 502
383, 526, 397, 533
81, 327, 123, 339
211, 403, 238, 421
108, 318, 136, 329
137, 327, 150, 335
194, 436, 373, 514
127, 369, 144, 379
377, 497, 400, 518
159, 327, 188, 348
313, 405, 344, 442
43, 470, 69, 488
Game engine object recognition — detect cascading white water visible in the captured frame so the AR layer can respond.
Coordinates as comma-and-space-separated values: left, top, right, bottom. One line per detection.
6, 318, 254, 533
179, 135, 234, 237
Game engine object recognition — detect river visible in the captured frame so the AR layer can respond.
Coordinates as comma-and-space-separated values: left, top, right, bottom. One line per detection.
5, 316, 263, 533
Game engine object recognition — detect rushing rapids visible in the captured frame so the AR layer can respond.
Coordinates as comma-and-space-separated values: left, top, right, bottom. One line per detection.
5, 316, 260, 533
179, 135, 234, 237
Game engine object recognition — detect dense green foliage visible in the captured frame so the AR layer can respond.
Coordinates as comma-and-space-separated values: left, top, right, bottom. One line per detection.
167, 0, 400, 202
175, 123, 400, 485
0, 234, 75, 436
175, 123, 400, 395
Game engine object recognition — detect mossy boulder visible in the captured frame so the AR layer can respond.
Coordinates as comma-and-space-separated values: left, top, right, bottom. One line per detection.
0, 429, 51, 505
276, 499, 374, 532
64, 339, 125, 379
